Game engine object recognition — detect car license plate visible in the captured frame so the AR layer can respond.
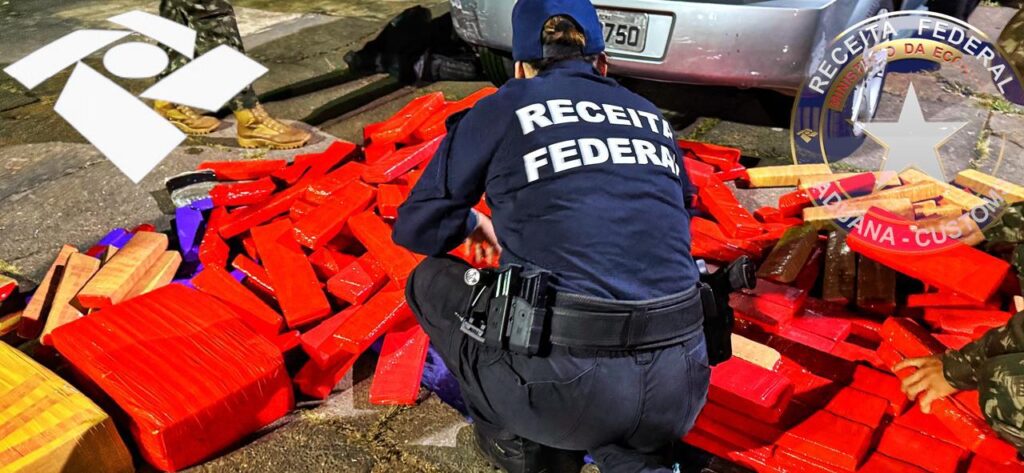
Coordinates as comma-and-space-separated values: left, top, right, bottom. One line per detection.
598, 9, 648, 54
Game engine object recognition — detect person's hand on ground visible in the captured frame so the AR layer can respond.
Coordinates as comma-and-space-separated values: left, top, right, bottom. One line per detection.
894, 355, 959, 414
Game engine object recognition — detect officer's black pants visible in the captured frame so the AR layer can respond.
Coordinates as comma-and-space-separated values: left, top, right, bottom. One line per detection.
406, 256, 711, 473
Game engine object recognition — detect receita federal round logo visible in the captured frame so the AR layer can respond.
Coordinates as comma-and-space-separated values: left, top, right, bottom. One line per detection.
791, 10, 1024, 254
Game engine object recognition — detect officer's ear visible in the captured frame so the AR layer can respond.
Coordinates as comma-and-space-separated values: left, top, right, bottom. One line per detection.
595, 53, 609, 77
515, 61, 537, 79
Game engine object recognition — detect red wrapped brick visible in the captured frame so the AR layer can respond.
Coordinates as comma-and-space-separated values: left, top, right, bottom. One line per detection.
232, 254, 276, 299
377, 184, 407, 219
349, 211, 420, 286
880, 317, 947, 359
362, 135, 444, 184
191, 266, 282, 338
198, 207, 230, 268
414, 87, 498, 141
308, 247, 357, 280
368, 325, 430, 405
369, 92, 445, 145
696, 402, 784, 444
698, 175, 763, 238
210, 177, 276, 207
289, 199, 316, 221
823, 387, 888, 428
315, 289, 412, 366
709, 357, 793, 424
292, 180, 376, 250
300, 305, 360, 365
683, 157, 715, 189
927, 308, 1012, 336
272, 141, 355, 186
875, 424, 966, 473
893, 404, 962, 446
730, 292, 797, 328
907, 292, 993, 308
50, 285, 293, 471
776, 410, 873, 471
326, 253, 388, 305
252, 220, 331, 327
304, 162, 367, 205
295, 351, 358, 400
198, 159, 286, 180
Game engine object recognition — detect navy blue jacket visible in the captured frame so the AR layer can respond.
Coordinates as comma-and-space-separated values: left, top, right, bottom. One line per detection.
393, 60, 698, 300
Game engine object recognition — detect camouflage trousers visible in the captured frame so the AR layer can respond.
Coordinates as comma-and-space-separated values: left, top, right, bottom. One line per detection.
979, 353, 1024, 455
1000, 9, 1024, 82
158, 0, 258, 111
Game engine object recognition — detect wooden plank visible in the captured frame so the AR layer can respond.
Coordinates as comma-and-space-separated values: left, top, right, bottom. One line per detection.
0, 311, 21, 337
843, 181, 945, 204
75, 232, 167, 309
18, 245, 77, 339
954, 169, 1024, 204
899, 168, 986, 210
731, 333, 781, 370
744, 164, 832, 188
802, 198, 914, 222
40, 253, 100, 344
912, 213, 985, 246
797, 172, 895, 189
914, 204, 962, 219
123, 251, 182, 300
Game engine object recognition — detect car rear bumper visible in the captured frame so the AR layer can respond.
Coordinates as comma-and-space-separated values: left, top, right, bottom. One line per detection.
450, 0, 882, 91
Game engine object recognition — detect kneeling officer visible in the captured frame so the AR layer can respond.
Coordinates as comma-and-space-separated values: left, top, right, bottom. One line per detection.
394, 1, 710, 471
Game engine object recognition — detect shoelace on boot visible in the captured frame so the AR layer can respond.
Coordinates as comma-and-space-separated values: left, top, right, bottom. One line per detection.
174, 104, 203, 120
251, 105, 289, 133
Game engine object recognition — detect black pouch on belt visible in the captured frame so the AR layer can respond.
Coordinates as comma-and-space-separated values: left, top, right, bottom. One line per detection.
698, 256, 757, 365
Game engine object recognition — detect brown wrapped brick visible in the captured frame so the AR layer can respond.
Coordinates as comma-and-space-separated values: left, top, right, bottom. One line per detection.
756, 225, 819, 284
822, 232, 856, 304
856, 256, 896, 315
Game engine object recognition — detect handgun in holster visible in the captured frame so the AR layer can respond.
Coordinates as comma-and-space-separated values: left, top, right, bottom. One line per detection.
697, 256, 756, 365
456, 265, 552, 356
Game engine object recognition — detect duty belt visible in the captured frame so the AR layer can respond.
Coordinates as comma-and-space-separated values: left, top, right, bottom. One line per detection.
457, 265, 704, 354
549, 287, 703, 350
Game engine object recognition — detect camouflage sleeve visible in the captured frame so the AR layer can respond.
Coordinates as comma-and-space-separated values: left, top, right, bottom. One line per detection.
942, 311, 1024, 390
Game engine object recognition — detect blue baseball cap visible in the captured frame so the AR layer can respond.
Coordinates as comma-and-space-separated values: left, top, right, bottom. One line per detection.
511, 0, 606, 62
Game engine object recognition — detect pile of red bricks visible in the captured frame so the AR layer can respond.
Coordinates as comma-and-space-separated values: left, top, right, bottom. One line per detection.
2, 88, 499, 471
3, 87, 1022, 471
678, 144, 1024, 472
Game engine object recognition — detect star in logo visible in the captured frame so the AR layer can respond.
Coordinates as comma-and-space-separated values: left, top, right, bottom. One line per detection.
861, 83, 968, 182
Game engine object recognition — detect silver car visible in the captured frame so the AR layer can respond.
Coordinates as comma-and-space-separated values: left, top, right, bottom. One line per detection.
450, 0, 948, 93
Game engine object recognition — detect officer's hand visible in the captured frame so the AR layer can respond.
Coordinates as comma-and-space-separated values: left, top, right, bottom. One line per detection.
468, 212, 501, 263
894, 355, 959, 414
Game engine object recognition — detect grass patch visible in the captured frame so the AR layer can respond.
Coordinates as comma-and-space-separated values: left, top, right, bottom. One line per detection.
830, 161, 872, 173
971, 126, 992, 170
683, 118, 720, 141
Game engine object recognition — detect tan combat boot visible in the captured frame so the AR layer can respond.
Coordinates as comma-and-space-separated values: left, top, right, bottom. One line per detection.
153, 100, 221, 135
234, 104, 312, 149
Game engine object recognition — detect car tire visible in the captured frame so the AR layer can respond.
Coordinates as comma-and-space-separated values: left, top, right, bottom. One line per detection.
928, 0, 981, 20
479, 47, 514, 86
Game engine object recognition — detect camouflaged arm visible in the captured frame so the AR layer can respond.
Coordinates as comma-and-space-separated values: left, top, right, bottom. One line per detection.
942, 311, 1024, 390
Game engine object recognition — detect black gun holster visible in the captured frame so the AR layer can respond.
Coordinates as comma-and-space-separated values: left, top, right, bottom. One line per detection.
698, 256, 757, 365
